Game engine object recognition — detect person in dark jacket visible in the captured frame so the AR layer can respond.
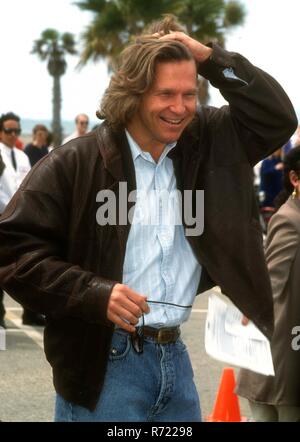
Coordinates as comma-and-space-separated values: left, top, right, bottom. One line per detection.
260, 148, 283, 207
24, 124, 49, 167
0, 15, 297, 421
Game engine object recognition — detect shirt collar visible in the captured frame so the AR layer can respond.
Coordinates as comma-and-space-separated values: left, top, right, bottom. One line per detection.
0, 142, 15, 154
125, 130, 177, 164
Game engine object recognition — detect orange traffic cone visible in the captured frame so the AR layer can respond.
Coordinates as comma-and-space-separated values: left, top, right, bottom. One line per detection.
206, 368, 246, 422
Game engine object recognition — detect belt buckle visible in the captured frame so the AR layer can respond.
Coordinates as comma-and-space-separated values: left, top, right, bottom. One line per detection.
157, 329, 168, 344
157, 328, 176, 344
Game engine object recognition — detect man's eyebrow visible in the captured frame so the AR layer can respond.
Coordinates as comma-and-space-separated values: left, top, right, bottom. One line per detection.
155, 88, 198, 93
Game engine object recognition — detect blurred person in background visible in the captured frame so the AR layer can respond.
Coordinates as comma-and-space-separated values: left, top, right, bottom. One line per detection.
283, 139, 292, 156
0, 112, 45, 327
291, 126, 300, 147
260, 148, 284, 208
25, 124, 49, 167
237, 146, 300, 422
0, 112, 30, 214
62, 113, 89, 144
15, 137, 24, 150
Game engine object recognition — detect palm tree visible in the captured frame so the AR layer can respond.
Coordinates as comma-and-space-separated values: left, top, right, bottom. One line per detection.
75, 0, 245, 103
176, 0, 246, 103
75, 0, 175, 69
32, 29, 77, 146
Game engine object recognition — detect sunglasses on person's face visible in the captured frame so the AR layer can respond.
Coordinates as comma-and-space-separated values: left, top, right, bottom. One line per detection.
79, 121, 88, 125
2, 127, 21, 135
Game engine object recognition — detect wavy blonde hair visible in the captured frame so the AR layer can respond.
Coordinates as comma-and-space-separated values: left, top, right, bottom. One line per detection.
98, 15, 194, 128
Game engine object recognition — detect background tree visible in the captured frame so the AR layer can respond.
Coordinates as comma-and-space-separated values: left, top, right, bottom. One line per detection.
75, 0, 175, 67
32, 29, 77, 146
75, 0, 245, 104
176, 0, 246, 103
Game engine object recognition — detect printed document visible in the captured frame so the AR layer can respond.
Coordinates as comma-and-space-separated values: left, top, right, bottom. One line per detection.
205, 292, 274, 376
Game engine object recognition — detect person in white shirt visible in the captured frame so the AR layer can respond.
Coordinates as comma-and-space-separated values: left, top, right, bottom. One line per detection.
62, 114, 89, 144
0, 112, 45, 328
0, 114, 30, 212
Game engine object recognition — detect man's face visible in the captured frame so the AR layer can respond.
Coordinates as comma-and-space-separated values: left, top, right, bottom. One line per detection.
0, 119, 21, 148
128, 60, 197, 152
34, 129, 48, 146
76, 116, 89, 135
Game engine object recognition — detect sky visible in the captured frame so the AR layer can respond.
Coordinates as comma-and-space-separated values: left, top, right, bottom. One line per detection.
1, 0, 300, 126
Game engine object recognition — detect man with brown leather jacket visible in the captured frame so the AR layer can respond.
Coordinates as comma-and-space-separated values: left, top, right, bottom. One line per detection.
0, 16, 297, 421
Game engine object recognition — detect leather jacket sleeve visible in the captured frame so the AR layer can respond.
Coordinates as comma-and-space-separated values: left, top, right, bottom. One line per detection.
0, 151, 116, 327
198, 43, 298, 166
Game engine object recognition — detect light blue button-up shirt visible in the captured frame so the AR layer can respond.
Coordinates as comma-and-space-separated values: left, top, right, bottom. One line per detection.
122, 131, 202, 327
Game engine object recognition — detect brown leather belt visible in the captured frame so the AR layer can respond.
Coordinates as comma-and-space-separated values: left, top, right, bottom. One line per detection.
140, 326, 181, 344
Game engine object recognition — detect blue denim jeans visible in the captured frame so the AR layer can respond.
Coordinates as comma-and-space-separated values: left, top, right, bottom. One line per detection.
55, 329, 201, 422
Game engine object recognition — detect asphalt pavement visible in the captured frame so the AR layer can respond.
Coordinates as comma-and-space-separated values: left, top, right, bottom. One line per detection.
0, 289, 251, 422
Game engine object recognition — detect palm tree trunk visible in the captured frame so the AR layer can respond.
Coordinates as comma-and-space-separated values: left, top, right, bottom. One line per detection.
198, 77, 209, 105
52, 75, 63, 146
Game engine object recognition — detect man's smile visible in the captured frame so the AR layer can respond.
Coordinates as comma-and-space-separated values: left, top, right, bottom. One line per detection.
159, 116, 185, 125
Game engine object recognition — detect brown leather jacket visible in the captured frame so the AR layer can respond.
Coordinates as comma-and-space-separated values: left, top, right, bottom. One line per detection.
0, 44, 297, 410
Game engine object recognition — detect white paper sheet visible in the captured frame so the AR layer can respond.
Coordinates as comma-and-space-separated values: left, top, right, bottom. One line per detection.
205, 293, 275, 376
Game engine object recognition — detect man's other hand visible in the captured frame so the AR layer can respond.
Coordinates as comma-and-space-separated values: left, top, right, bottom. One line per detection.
107, 283, 150, 333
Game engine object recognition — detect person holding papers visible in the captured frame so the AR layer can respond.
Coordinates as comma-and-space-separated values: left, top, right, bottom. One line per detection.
237, 146, 300, 422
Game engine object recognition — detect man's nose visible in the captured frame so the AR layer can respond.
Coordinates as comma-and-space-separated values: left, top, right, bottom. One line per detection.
169, 96, 185, 114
